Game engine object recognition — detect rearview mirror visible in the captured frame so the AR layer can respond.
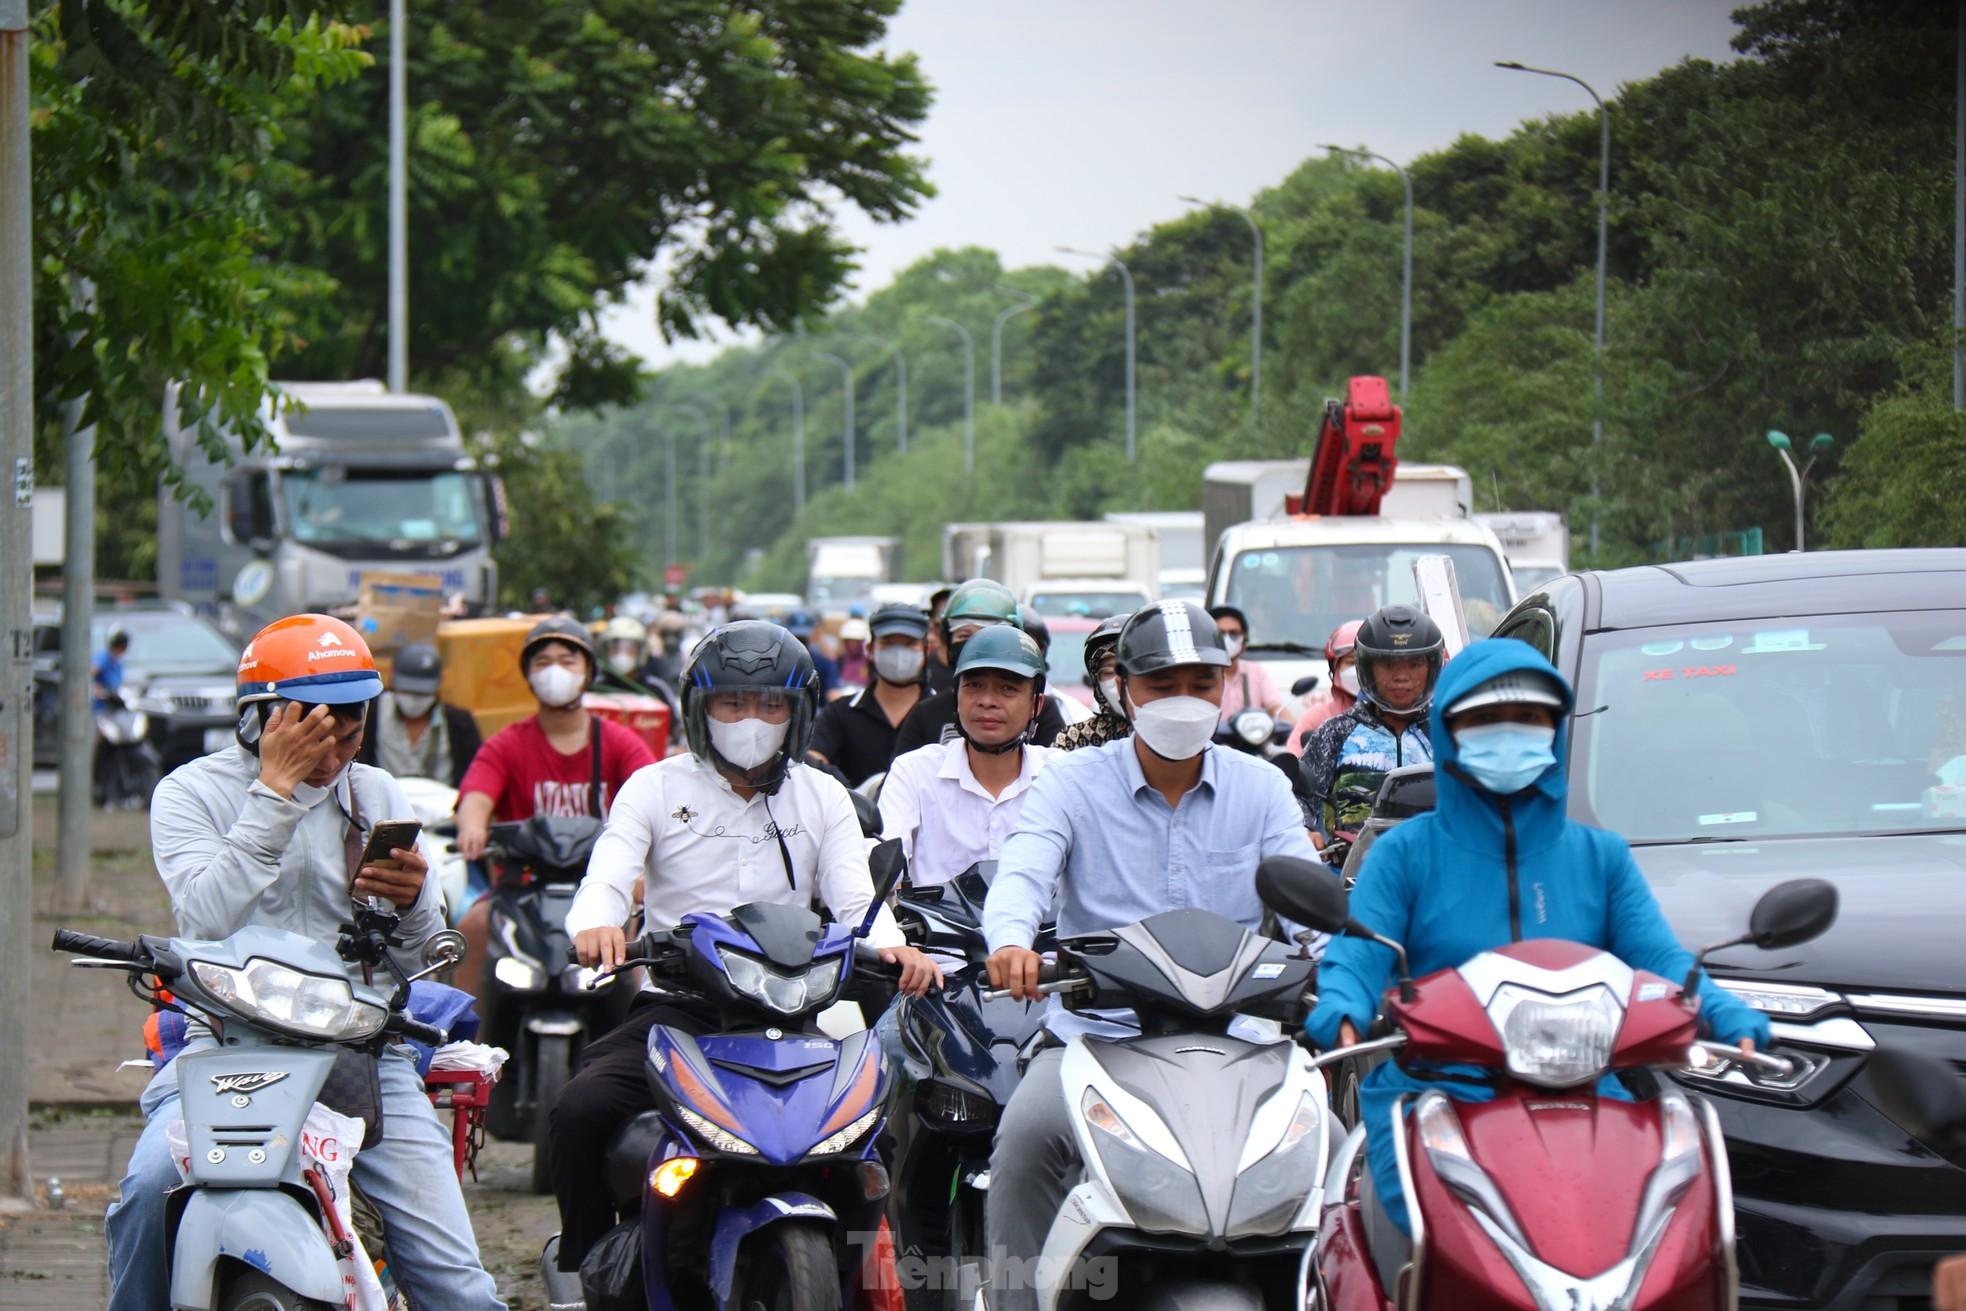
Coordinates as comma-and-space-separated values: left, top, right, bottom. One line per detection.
419, 929, 466, 970
1867, 1047, 1966, 1155
1291, 675, 1321, 698
1255, 856, 1349, 934
856, 839, 909, 938
853, 791, 883, 840
1747, 879, 1839, 951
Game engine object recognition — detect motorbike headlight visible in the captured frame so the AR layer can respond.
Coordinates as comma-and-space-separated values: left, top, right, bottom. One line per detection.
716, 947, 845, 1016
1227, 1091, 1324, 1236
493, 955, 544, 991
1233, 710, 1273, 746
808, 1106, 883, 1158
1081, 1087, 1208, 1235
675, 1105, 758, 1156
1488, 982, 1622, 1088
190, 957, 387, 1041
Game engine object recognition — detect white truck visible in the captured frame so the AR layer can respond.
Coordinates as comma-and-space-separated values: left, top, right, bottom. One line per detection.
804, 536, 902, 616
1103, 510, 1206, 596
1204, 463, 1514, 712
157, 381, 503, 637
941, 520, 1159, 617
1474, 512, 1570, 591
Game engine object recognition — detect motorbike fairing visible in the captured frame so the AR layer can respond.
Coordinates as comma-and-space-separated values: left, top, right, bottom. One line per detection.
168, 1186, 347, 1310
1066, 910, 1314, 1027
898, 962, 1047, 1114
680, 903, 855, 1018
650, 1025, 888, 1165
174, 1046, 338, 1188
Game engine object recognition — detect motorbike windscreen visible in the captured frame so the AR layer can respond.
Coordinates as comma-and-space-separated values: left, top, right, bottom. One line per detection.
1570, 611, 1966, 842
279, 467, 488, 556
1221, 543, 1513, 656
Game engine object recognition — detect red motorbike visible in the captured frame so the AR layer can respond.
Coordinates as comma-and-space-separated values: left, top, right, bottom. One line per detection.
1254, 858, 1838, 1311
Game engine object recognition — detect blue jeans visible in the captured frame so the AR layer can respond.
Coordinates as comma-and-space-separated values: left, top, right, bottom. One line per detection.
105, 1041, 504, 1310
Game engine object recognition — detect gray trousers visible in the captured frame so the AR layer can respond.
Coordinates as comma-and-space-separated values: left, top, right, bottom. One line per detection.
984, 1047, 1077, 1311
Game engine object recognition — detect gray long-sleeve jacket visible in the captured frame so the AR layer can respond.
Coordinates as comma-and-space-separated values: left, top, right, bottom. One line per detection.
150, 746, 443, 976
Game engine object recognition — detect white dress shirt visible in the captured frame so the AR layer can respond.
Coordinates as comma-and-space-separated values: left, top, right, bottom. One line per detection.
878, 738, 1055, 886
566, 754, 905, 949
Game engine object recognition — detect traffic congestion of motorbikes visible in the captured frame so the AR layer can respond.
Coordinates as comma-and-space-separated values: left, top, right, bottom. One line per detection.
51, 487, 1966, 1311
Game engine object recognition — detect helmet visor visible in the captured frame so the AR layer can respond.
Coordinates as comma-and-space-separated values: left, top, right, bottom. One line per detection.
701, 687, 795, 724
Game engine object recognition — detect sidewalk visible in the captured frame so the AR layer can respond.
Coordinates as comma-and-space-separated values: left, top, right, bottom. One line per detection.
0, 1111, 143, 1308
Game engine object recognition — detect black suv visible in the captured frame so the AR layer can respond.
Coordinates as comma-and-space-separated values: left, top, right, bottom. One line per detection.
33, 603, 240, 774
1493, 549, 1966, 1309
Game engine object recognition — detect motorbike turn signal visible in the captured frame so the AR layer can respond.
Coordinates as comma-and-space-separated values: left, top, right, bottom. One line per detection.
857, 1160, 891, 1202
650, 1156, 701, 1199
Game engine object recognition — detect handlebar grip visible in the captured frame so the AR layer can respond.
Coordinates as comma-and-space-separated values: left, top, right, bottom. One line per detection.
394, 1016, 447, 1046
51, 929, 142, 962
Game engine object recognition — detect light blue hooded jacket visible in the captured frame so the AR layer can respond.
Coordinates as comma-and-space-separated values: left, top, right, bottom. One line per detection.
1304, 638, 1770, 1234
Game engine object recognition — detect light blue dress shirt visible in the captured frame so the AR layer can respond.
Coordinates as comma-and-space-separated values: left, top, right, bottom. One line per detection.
983, 738, 1319, 1039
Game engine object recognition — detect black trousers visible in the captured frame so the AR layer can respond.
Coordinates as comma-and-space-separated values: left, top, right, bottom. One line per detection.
550, 992, 714, 1271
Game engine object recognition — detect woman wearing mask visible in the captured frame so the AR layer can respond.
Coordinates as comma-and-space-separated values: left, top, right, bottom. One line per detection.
1209, 604, 1286, 724
1303, 638, 1770, 1248
1285, 619, 1363, 753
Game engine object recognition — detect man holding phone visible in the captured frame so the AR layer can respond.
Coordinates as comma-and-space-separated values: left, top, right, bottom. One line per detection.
104, 613, 503, 1311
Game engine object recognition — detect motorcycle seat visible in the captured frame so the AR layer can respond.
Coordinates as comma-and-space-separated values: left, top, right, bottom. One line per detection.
605, 1109, 668, 1211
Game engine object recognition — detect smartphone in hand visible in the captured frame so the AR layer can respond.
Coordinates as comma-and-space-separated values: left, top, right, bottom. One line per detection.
358, 819, 423, 870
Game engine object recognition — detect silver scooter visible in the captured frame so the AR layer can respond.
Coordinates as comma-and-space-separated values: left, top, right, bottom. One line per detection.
52, 907, 462, 1310
984, 907, 1329, 1311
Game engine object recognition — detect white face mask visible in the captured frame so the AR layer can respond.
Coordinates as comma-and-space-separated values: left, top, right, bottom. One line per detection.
1336, 666, 1360, 697
607, 652, 639, 676
529, 663, 586, 709
707, 716, 790, 770
1127, 693, 1219, 761
1098, 676, 1125, 716
873, 646, 924, 685
393, 691, 435, 719
1224, 634, 1245, 660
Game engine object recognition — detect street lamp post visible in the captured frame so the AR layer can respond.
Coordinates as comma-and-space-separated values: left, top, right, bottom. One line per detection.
1313, 153, 1412, 401
663, 423, 678, 572
387, 0, 408, 391
1179, 196, 1265, 421
1766, 430, 1834, 551
1057, 247, 1136, 461
1497, 60, 1608, 557
769, 368, 805, 514
814, 350, 855, 491
991, 285, 1037, 406
846, 333, 907, 454
672, 402, 716, 561
923, 315, 976, 474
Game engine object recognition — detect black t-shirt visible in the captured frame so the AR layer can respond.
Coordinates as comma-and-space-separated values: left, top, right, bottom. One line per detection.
924, 652, 954, 694
809, 685, 919, 786
891, 688, 1067, 757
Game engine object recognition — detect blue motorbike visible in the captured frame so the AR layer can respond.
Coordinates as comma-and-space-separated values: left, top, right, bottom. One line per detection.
884, 862, 1051, 1311
543, 840, 914, 1311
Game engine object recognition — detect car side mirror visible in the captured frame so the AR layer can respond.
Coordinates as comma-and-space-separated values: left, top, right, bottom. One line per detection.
1255, 857, 1350, 934
1867, 1047, 1966, 1155
1291, 675, 1321, 698
852, 791, 883, 840
855, 838, 908, 939
1747, 878, 1838, 950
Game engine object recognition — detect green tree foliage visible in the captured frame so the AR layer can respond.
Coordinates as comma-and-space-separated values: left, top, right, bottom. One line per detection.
562, 0, 1955, 594
269, 0, 933, 407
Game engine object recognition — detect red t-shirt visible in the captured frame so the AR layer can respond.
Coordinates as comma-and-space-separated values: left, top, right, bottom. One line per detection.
458, 716, 656, 821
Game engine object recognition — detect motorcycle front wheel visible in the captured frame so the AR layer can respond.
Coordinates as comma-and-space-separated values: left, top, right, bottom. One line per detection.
738, 1221, 835, 1311
218, 1267, 338, 1311
530, 1031, 573, 1194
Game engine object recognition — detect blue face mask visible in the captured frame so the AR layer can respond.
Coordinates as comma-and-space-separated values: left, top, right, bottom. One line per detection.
1453, 722, 1557, 795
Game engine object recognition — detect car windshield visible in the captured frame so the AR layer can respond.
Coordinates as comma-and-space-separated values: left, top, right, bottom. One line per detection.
1571, 611, 1966, 842
1511, 564, 1564, 591
280, 467, 486, 552
1027, 590, 1145, 619
808, 576, 877, 612
1222, 543, 1513, 653
1047, 630, 1091, 685
93, 613, 236, 673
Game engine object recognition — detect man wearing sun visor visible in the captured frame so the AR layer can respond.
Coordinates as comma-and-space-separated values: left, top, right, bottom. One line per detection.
1304, 638, 1770, 1249
106, 614, 503, 1310
550, 620, 942, 1275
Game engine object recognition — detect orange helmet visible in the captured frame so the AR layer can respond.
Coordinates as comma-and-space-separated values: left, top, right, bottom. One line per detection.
235, 614, 384, 710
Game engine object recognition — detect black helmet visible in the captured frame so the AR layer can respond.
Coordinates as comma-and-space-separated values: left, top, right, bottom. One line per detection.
107, 626, 131, 649
520, 616, 596, 676
1017, 605, 1052, 655
1116, 600, 1232, 678
1206, 604, 1249, 634
1084, 612, 1131, 715
392, 642, 442, 695
680, 621, 818, 791
1354, 604, 1445, 715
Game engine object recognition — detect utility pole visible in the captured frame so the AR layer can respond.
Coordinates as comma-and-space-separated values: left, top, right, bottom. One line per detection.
1766, 431, 1834, 551
387, 0, 408, 391
991, 285, 1037, 406
0, 0, 38, 1200
923, 316, 976, 474
814, 351, 855, 491
1955, 0, 1963, 409
57, 279, 96, 913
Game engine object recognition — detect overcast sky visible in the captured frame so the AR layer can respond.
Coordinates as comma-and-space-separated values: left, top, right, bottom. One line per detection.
594, 0, 1742, 372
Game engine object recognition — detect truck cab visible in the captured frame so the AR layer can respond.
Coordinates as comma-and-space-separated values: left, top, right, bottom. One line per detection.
157, 381, 503, 635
